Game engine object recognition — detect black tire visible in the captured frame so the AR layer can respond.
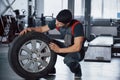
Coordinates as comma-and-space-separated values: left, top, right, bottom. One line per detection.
8, 31, 57, 79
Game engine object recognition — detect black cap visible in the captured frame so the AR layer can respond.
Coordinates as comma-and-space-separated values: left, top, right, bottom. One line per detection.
56, 9, 72, 24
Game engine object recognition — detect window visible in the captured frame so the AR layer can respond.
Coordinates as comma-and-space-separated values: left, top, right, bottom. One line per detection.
91, 0, 102, 18
116, 0, 120, 18
91, 0, 120, 19
44, 0, 68, 17
74, 0, 83, 17
103, 0, 117, 18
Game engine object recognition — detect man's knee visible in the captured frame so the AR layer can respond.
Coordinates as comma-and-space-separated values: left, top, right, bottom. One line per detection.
63, 56, 72, 65
64, 57, 79, 73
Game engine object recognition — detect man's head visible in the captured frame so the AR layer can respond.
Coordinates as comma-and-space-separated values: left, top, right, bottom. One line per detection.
56, 9, 72, 27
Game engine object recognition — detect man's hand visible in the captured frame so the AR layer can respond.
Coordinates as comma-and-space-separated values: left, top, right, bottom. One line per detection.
19, 28, 32, 35
49, 42, 61, 53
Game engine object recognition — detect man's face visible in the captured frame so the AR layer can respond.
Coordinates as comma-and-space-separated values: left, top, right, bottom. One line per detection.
55, 19, 66, 28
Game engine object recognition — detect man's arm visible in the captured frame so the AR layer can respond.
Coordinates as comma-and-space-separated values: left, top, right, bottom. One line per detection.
49, 36, 84, 53
19, 25, 50, 35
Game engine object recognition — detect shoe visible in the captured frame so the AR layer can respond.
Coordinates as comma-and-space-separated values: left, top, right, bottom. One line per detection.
48, 67, 56, 75
75, 73, 82, 79
74, 77, 82, 80
75, 69, 82, 79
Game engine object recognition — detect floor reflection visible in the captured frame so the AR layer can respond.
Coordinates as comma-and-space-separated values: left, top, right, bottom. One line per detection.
24, 75, 56, 80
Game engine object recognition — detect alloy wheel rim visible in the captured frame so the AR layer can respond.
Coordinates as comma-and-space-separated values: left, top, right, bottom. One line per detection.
18, 39, 51, 73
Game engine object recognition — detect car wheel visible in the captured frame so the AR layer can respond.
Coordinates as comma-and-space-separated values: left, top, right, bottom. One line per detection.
8, 31, 57, 79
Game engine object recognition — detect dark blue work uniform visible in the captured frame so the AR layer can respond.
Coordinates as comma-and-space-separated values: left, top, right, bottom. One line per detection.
48, 19, 85, 76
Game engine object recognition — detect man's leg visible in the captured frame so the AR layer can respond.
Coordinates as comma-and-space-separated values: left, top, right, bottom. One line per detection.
63, 52, 82, 78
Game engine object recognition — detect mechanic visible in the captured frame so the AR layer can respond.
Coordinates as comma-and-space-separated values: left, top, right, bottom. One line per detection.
20, 9, 85, 79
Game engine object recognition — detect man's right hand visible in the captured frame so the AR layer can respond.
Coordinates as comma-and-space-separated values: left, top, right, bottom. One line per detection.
19, 28, 33, 35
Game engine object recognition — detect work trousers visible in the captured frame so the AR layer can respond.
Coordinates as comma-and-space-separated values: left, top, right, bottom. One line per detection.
52, 39, 82, 74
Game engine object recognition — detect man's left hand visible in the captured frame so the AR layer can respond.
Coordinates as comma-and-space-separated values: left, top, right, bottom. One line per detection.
49, 42, 60, 53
